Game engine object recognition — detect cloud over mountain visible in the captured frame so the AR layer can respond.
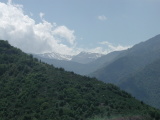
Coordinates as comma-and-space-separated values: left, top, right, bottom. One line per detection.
99, 41, 131, 52
0, 1, 129, 55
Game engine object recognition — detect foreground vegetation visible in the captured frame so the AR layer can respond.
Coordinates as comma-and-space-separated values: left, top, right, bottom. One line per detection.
0, 40, 160, 120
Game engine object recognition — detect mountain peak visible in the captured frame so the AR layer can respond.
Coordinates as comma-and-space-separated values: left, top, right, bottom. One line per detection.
35, 51, 104, 64
71, 51, 104, 64
36, 52, 73, 61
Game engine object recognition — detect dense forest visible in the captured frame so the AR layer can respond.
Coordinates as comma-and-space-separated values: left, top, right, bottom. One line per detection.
0, 40, 160, 120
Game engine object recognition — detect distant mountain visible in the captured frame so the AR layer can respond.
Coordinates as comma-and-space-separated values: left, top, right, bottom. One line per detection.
71, 51, 104, 64
35, 51, 103, 65
119, 58, 160, 109
33, 51, 122, 75
91, 34, 160, 84
36, 52, 73, 61
88, 50, 124, 71
33, 55, 88, 75
1, 40, 159, 120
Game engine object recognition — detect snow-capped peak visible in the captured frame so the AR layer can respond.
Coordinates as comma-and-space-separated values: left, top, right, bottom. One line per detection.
71, 51, 104, 64
35, 51, 104, 64
37, 52, 73, 61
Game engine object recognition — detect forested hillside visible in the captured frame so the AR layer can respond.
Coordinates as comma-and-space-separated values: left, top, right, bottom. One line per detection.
119, 58, 160, 109
0, 40, 160, 120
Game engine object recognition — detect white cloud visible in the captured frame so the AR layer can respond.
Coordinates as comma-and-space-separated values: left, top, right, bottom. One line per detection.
0, 1, 77, 55
77, 41, 130, 55
39, 12, 45, 20
98, 15, 107, 21
53, 26, 76, 45
99, 41, 131, 53
0, 1, 130, 56
84, 47, 107, 54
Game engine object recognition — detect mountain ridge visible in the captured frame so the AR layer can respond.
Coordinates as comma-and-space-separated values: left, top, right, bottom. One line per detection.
35, 52, 73, 61
91, 34, 160, 84
35, 51, 104, 64
33, 50, 122, 75
89, 34, 160, 109
119, 58, 160, 109
71, 52, 104, 64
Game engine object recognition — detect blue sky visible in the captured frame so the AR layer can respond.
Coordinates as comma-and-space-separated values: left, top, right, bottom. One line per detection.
0, 0, 160, 55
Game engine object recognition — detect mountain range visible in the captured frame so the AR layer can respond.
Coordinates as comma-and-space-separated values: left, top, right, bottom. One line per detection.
90, 34, 160, 109
33, 50, 121, 75
91, 34, 160, 84
1, 40, 159, 120
119, 58, 160, 109
71, 52, 104, 64
34, 34, 160, 109
36, 51, 103, 64
36, 52, 73, 61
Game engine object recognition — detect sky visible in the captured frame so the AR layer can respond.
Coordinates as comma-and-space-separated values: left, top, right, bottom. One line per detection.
0, 0, 160, 55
